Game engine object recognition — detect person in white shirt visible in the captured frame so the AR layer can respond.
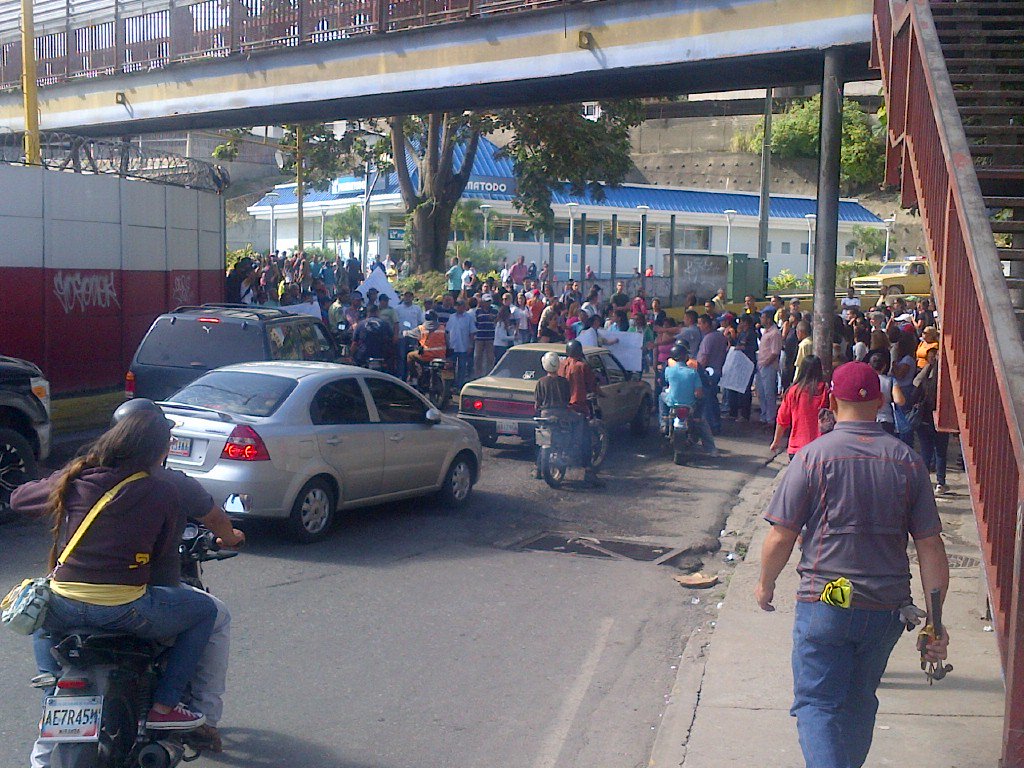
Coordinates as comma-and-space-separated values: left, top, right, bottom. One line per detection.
577, 314, 619, 348
394, 291, 425, 380
840, 286, 862, 312
287, 290, 324, 319
460, 260, 476, 293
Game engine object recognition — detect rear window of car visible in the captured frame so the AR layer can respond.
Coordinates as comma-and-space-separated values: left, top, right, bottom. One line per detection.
168, 372, 296, 417
135, 316, 266, 369
490, 349, 554, 381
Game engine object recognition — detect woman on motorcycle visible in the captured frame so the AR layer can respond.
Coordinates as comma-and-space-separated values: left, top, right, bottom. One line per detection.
12, 410, 217, 731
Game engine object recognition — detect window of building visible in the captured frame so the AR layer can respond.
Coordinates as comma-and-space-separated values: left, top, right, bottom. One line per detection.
800, 242, 809, 255
766, 241, 772, 253
781, 242, 792, 255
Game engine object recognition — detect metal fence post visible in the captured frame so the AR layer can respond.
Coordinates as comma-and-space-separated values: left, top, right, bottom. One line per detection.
668, 214, 676, 306
578, 212, 587, 285
609, 214, 617, 286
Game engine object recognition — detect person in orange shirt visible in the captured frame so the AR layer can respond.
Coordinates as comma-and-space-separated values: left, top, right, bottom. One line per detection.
916, 326, 939, 369
406, 312, 448, 383
527, 293, 546, 340
557, 340, 605, 485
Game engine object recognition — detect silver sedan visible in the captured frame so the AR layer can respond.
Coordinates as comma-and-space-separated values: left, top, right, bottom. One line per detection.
160, 361, 482, 542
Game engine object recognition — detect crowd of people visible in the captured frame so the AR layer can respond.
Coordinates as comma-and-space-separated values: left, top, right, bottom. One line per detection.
225, 248, 951, 493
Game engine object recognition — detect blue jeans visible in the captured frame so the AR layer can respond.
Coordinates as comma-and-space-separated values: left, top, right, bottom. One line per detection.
452, 351, 471, 387
703, 371, 722, 433
39, 587, 216, 708
791, 601, 903, 768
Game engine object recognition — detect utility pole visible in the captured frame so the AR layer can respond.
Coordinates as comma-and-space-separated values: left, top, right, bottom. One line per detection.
295, 124, 305, 251
757, 88, 773, 274
813, 50, 844, 373
20, 0, 40, 164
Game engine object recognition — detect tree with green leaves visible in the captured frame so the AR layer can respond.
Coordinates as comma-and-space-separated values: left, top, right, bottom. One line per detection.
735, 95, 886, 193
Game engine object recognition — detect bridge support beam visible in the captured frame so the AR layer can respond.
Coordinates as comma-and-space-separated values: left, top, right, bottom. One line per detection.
813, 49, 844, 372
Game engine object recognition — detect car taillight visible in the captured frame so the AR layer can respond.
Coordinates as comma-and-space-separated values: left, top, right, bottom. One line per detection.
472, 399, 484, 411
675, 406, 691, 420
124, 371, 136, 399
220, 425, 271, 461
56, 678, 88, 690
197, 317, 221, 324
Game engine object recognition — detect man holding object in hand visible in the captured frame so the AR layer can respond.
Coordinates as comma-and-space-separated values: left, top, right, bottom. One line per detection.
755, 361, 950, 768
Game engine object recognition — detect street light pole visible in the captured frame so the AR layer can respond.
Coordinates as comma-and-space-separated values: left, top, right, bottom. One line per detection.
566, 202, 579, 283
883, 215, 896, 262
480, 204, 492, 247
804, 213, 816, 276
265, 191, 280, 253
320, 208, 327, 251
295, 125, 305, 251
723, 209, 737, 255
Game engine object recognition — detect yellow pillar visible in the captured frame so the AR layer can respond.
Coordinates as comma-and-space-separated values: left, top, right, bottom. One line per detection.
295, 124, 304, 251
20, 0, 40, 164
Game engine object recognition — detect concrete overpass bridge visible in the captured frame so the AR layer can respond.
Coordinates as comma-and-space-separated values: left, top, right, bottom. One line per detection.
0, 0, 874, 135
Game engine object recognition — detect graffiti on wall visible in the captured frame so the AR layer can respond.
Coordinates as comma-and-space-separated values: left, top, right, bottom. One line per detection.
52, 270, 120, 314
171, 273, 195, 306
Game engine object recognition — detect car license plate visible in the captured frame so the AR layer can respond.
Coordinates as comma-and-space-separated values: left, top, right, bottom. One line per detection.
496, 419, 519, 436
168, 436, 193, 457
39, 696, 102, 742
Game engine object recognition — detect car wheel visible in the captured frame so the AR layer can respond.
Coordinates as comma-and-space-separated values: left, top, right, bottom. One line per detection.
886, 284, 904, 296
0, 428, 37, 510
439, 454, 475, 507
631, 397, 652, 436
286, 478, 336, 543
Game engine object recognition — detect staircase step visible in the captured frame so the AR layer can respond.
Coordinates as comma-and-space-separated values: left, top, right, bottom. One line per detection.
964, 124, 1024, 135
976, 167, 1024, 180
945, 57, 1024, 69
934, 15, 1024, 26
991, 220, 1024, 234
985, 196, 1024, 209
951, 73, 1024, 83
998, 248, 1024, 261
958, 106, 1024, 115
956, 90, 1024, 103
943, 44, 1024, 53
970, 144, 1024, 155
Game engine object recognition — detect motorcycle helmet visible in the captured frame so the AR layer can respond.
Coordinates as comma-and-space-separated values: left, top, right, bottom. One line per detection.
541, 352, 561, 373
565, 340, 584, 359
111, 397, 174, 428
669, 343, 688, 362
424, 311, 438, 322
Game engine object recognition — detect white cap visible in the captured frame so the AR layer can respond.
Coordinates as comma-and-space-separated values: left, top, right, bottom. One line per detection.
480, 293, 493, 302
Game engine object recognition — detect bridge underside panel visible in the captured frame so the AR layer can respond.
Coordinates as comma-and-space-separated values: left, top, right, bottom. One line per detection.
0, 0, 873, 135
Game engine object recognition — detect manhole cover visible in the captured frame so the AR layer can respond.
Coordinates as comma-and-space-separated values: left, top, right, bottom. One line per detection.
513, 533, 676, 562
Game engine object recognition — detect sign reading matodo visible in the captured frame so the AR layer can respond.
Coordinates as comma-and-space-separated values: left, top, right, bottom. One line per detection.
463, 176, 516, 196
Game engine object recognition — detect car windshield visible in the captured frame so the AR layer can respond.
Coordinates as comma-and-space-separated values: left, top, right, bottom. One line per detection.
167, 372, 296, 417
877, 264, 909, 275
489, 349, 554, 381
135, 316, 265, 369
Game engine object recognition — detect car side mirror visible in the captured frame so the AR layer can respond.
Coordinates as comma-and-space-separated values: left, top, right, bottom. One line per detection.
425, 408, 443, 425
623, 371, 634, 381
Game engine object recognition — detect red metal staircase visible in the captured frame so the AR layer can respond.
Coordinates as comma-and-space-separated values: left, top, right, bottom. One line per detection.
873, 1, 1024, 763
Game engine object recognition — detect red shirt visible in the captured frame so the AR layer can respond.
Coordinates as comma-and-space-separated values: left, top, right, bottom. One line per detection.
557, 357, 597, 415
776, 382, 829, 455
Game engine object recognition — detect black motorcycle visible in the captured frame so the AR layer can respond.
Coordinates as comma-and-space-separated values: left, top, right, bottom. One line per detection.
32, 524, 237, 768
534, 396, 608, 488
662, 401, 699, 465
409, 357, 454, 410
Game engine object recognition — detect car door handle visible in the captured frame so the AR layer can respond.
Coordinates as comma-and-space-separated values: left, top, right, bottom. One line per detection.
324, 437, 343, 446
388, 434, 405, 442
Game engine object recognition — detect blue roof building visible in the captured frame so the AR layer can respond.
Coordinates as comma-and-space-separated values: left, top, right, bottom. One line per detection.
249, 136, 883, 279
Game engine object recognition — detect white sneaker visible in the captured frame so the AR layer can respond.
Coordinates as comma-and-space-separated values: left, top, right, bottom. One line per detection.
934, 483, 948, 495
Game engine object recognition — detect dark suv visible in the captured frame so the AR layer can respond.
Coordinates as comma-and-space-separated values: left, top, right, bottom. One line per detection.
127, 304, 342, 401
0, 355, 51, 510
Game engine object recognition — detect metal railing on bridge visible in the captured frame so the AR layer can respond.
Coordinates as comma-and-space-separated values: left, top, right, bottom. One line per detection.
872, 0, 1024, 761
0, 130, 229, 192
0, 0, 602, 92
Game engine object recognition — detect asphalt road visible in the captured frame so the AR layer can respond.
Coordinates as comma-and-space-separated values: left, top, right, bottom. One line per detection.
0, 421, 770, 768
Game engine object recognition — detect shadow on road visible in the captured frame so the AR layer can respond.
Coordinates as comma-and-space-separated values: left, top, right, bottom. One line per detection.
200, 727, 397, 768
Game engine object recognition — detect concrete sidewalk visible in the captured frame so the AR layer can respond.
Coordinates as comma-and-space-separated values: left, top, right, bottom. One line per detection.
658, 465, 1005, 768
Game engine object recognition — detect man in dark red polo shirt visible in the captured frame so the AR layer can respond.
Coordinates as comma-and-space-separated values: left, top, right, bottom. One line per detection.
756, 361, 950, 768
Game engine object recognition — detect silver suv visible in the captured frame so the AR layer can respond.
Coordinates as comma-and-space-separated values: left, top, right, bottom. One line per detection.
161, 361, 482, 542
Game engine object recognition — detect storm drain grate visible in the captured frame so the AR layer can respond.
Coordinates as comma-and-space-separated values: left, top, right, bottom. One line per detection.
513, 532, 683, 565
909, 552, 982, 569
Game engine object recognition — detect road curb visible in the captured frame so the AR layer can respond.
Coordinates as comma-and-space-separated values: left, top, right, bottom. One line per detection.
647, 458, 786, 767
